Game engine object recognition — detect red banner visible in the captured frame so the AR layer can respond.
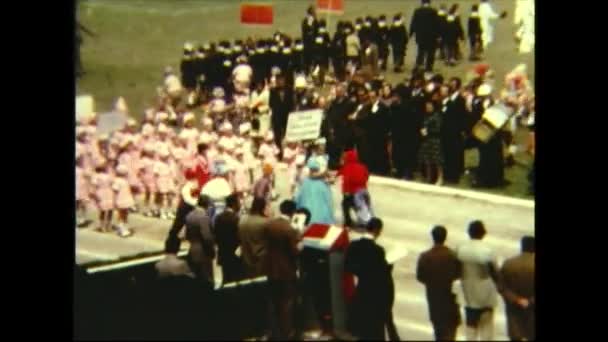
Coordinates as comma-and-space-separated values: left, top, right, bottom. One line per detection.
316, 0, 344, 13
240, 3, 274, 25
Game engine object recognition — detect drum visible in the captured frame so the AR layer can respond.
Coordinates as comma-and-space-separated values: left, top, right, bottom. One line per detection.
472, 103, 514, 143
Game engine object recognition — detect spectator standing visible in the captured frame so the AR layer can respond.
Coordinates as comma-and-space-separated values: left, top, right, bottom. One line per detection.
416, 225, 462, 340
440, 77, 467, 184
214, 193, 245, 284
184, 194, 216, 287
418, 100, 444, 185
499, 236, 535, 341
263, 200, 301, 340
410, 0, 440, 72
457, 220, 500, 341
238, 197, 270, 278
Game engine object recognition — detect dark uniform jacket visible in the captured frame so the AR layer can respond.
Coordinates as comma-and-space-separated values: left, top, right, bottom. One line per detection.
213, 209, 240, 267
410, 6, 440, 45
499, 252, 535, 340
389, 21, 408, 52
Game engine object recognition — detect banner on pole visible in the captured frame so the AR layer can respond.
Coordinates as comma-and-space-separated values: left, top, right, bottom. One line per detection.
240, 3, 274, 25
316, 0, 344, 14
285, 109, 324, 142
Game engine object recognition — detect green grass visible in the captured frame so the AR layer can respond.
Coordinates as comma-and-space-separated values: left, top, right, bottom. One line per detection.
77, 0, 534, 199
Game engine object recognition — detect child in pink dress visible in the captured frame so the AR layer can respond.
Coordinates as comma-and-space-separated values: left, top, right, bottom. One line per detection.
232, 148, 252, 197
139, 143, 157, 216
282, 140, 301, 196
117, 138, 143, 212
154, 147, 177, 220
112, 164, 135, 237
257, 131, 280, 168
91, 162, 115, 232
76, 152, 91, 227
179, 113, 199, 154
199, 116, 218, 145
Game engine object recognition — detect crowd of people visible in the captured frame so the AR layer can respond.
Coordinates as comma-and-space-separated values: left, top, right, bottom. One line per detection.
76, 1, 535, 339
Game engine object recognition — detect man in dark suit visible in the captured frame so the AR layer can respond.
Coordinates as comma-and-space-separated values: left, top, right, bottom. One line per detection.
376, 15, 391, 72
389, 13, 408, 73
344, 218, 393, 340
410, 0, 440, 72
363, 86, 391, 176
416, 225, 462, 341
263, 200, 301, 340
269, 75, 295, 159
326, 83, 357, 169
499, 236, 535, 341
213, 194, 244, 284
440, 77, 467, 183
331, 24, 348, 82
302, 6, 319, 75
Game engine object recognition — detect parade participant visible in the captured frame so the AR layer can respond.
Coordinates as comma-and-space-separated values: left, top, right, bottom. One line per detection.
233, 55, 253, 94
437, 5, 448, 62
389, 13, 408, 73
91, 161, 114, 232
117, 138, 143, 212
467, 5, 483, 61
163, 66, 184, 108
457, 220, 500, 341
140, 143, 157, 216
410, 0, 440, 72
76, 152, 91, 227
282, 139, 301, 196
344, 218, 393, 340
164, 168, 203, 254
179, 113, 199, 153
499, 236, 535, 341
311, 32, 330, 87
154, 146, 177, 220
184, 193, 216, 285
258, 131, 280, 170
232, 148, 252, 199
200, 159, 234, 223
213, 193, 244, 284
301, 6, 319, 74
514, 0, 534, 54
294, 159, 335, 225
331, 24, 347, 82
418, 100, 444, 185
345, 24, 361, 71
441, 77, 467, 184
253, 163, 275, 203
269, 75, 295, 159
444, 5, 465, 66
376, 15, 390, 72
479, 0, 508, 50
181, 42, 196, 91
337, 149, 370, 229
112, 164, 135, 237
306, 138, 329, 177
416, 225, 462, 341
199, 116, 218, 145
263, 199, 301, 340
292, 38, 306, 75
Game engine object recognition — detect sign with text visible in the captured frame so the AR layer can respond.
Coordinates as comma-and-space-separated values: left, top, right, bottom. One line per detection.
285, 109, 323, 142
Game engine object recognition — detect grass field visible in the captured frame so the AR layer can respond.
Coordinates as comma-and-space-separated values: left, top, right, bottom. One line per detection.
76, 0, 534, 199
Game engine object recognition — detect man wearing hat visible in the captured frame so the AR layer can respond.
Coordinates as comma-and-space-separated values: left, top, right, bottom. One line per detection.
376, 15, 391, 72
301, 6, 319, 75
181, 42, 197, 92
389, 13, 408, 73
410, 0, 440, 72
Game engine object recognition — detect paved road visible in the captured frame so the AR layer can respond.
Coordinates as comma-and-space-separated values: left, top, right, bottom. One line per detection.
76, 165, 534, 340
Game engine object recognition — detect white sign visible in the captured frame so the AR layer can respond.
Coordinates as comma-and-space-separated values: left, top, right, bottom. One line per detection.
76, 95, 94, 122
284, 109, 323, 142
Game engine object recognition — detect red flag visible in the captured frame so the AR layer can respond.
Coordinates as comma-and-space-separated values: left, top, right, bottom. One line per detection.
240, 3, 274, 25
316, 0, 344, 14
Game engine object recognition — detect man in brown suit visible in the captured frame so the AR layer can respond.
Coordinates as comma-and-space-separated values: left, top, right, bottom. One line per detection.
416, 225, 463, 340
263, 200, 301, 340
499, 236, 535, 341
238, 197, 270, 278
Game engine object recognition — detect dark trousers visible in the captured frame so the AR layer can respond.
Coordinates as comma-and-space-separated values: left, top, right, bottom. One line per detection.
332, 58, 346, 82
347, 56, 360, 70
438, 38, 446, 59
164, 200, 195, 253
432, 320, 458, 341
415, 41, 437, 72
392, 47, 405, 69
469, 36, 482, 59
267, 279, 297, 340
342, 194, 356, 227
220, 255, 245, 284
272, 121, 286, 159
379, 47, 389, 71
385, 311, 401, 340
446, 42, 458, 63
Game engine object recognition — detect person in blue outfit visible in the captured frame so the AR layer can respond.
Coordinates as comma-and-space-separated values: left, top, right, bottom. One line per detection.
294, 159, 335, 225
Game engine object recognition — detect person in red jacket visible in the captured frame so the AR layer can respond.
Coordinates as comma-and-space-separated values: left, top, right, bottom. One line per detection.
336, 149, 370, 228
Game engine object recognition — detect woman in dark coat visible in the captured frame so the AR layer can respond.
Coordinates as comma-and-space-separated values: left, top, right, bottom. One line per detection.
418, 100, 444, 185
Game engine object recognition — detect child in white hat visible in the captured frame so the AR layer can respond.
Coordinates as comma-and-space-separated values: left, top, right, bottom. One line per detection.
199, 116, 218, 145
232, 147, 252, 198
140, 143, 158, 217
91, 161, 115, 232
112, 164, 135, 237
179, 112, 199, 154
154, 146, 177, 220
258, 131, 280, 169
117, 138, 143, 213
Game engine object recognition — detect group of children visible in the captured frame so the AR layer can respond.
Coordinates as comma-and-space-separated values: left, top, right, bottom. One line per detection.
76, 102, 329, 237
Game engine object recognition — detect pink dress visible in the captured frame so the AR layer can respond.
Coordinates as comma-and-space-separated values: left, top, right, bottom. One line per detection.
258, 142, 279, 167
179, 127, 199, 153
154, 159, 176, 194
140, 156, 157, 193
118, 152, 143, 191
91, 172, 114, 211
113, 176, 135, 209
283, 145, 300, 188
232, 159, 251, 193
199, 131, 218, 144
76, 166, 90, 202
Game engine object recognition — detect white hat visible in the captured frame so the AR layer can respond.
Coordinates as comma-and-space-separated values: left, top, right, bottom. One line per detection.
222, 139, 235, 151
265, 131, 274, 141
271, 66, 282, 76
142, 124, 155, 136
157, 123, 169, 134
121, 137, 135, 149
235, 147, 245, 156
198, 134, 213, 144
143, 142, 155, 152
116, 164, 129, 175
315, 36, 323, 44
127, 118, 137, 127
239, 122, 251, 135
315, 137, 326, 145
184, 42, 194, 51
183, 112, 195, 123
156, 112, 169, 122
144, 109, 155, 121
295, 154, 306, 166
114, 96, 128, 113
425, 83, 436, 93
477, 84, 493, 96
220, 122, 233, 132
158, 145, 170, 158
295, 75, 307, 89
236, 55, 248, 64
98, 134, 110, 141
202, 116, 213, 126
212, 87, 225, 98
